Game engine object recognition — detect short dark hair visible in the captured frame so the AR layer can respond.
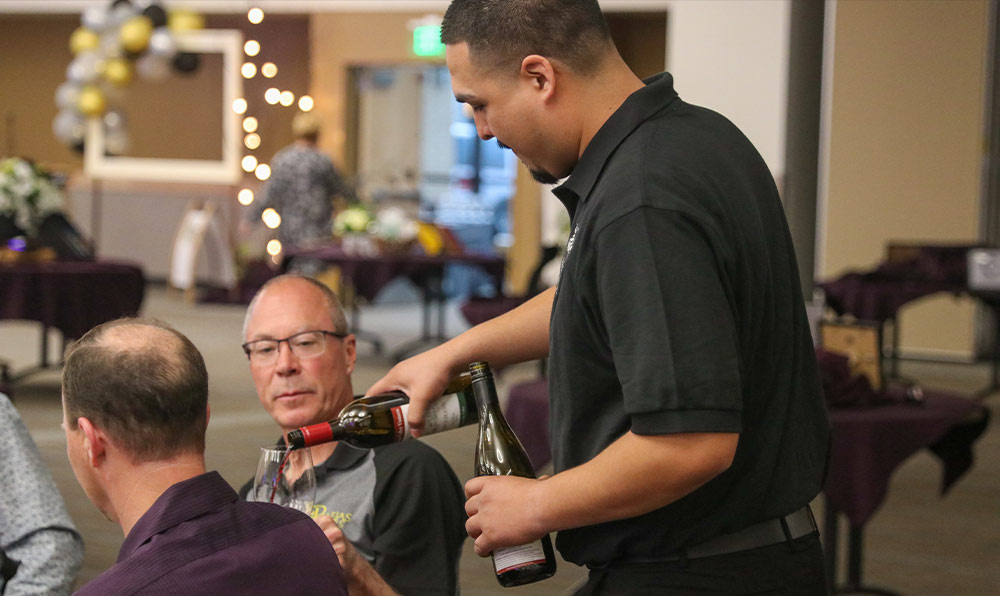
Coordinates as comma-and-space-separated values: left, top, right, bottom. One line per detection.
62, 317, 209, 462
441, 0, 613, 74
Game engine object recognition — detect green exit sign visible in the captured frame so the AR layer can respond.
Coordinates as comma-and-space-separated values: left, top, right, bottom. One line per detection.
413, 24, 444, 57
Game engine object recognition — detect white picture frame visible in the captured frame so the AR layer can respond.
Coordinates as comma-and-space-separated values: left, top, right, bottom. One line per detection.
84, 29, 243, 185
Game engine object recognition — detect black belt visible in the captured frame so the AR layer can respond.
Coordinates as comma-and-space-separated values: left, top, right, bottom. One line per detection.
589, 505, 818, 568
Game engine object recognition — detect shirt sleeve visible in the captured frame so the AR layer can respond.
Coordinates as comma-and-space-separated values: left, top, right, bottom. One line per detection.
0, 394, 84, 596
371, 443, 466, 596
591, 206, 743, 435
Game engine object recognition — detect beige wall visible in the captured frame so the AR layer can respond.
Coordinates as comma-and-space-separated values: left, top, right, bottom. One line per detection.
819, 0, 989, 357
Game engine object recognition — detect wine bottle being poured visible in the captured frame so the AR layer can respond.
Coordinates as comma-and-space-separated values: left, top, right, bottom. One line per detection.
286, 374, 478, 449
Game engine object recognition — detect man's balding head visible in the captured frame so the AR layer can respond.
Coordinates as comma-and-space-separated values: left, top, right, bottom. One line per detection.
62, 318, 209, 462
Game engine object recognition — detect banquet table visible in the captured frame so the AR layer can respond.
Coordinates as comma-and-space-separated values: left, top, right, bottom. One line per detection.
817, 244, 1000, 393
822, 389, 989, 595
282, 244, 505, 360
0, 259, 146, 377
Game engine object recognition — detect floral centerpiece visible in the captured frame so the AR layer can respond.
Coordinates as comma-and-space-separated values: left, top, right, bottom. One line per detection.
369, 206, 419, 254
332, 203, 374, 236
332, 203, 376, 255
0, 157, 65, 241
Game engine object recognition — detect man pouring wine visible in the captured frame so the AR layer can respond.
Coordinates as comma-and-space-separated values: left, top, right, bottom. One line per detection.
368, 1, 831, 594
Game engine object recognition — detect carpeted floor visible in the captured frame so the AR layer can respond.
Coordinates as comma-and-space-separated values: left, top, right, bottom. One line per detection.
3, 285, 998, 595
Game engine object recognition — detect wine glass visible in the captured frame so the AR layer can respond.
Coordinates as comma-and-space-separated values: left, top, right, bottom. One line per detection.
250, 445, 316, 516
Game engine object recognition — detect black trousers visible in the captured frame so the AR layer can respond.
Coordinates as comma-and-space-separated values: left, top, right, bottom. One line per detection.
573, 532, 828, 596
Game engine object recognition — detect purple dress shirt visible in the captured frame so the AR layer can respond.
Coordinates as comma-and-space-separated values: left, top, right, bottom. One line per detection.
74, 471, 346, 596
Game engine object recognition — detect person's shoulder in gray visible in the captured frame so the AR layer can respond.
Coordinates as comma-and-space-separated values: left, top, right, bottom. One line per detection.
61, 317, 346, 596
0, 393, 83, 596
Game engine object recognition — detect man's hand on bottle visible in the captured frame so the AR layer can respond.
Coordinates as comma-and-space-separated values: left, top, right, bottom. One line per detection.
464, 476, 550, 557
365, 348, 457, 437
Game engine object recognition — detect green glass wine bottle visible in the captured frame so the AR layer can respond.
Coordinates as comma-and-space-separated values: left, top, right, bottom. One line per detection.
286, 375, 477, 449
469, 361, 556, 587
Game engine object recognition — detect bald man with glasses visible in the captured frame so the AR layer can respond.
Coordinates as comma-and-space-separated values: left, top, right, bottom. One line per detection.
240, 275, 467, 596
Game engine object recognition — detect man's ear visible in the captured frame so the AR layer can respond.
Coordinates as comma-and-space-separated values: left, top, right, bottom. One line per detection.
520, 54, 557, 99
77, 417, 107, 467
343, 334, 357, 376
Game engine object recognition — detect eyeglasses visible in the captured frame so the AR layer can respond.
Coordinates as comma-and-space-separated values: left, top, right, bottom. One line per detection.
242, 330, 348, 364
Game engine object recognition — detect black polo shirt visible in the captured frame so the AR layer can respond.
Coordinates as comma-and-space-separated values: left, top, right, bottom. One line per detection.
548, 72, 830, 566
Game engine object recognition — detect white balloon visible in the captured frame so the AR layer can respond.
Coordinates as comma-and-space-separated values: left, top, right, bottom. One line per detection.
135, 53, 170, 81
104, 127, 130, 155
66, 51, 102, 84
52, 109, 86, 144
103, 107, 127, 131
81, 5, 109, 31
55, 82, 81, 110
101, 30, 123, 58
147, 28, 177, 58
109, 3, 136, 28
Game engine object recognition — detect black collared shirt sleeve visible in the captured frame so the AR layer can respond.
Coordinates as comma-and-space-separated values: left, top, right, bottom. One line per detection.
590, 205, 743, 435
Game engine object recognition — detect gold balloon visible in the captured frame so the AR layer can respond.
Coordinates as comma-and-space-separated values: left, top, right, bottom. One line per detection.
77, 86, 106, 116
168, 10, 205, 33
69, 27, 100, 55
103, 57, 133, 87
119, 16, 154, 54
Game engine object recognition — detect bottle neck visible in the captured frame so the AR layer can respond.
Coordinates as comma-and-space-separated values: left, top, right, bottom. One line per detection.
469, 369, 501, 412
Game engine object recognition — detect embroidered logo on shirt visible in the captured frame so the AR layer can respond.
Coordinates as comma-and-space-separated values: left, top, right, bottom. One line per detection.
311, 504, 353, 527
556, 224, 579, 299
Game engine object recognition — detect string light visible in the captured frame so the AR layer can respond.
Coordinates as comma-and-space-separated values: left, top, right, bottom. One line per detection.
248, 8, 264, 25
232, 98, 248, 114
241, 62, 257, 79
261, 208, 281, 229
242, 116, 258, 133
298, 95, 314, 112
261, 62, 277, 78
279, 90, 294, 107
244, 133, 261, 149
241, 155, 258, 172
237, 188, 254, 205
244, 40, 260, 57
266, 239, 283, 256
255, 163, 271, 180
264, 87, 280, 105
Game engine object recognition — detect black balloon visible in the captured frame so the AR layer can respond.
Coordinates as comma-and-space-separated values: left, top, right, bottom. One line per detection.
109, 0, 133, 9
142, 3, 168, 28
172, 52, 200, 75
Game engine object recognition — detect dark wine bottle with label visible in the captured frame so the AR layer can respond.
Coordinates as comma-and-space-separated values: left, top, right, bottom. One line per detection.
469, 361, 556, 587
286, 375, 477, 449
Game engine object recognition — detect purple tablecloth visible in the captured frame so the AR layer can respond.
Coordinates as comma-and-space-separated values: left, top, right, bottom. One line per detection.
282, 245, 505, 302
0, 259, 146, 339
819, 244, 978, 323
504, 378, 551, 471
824, 390, 988, 528
460, 295, 528, 327
503, 380, 989, 529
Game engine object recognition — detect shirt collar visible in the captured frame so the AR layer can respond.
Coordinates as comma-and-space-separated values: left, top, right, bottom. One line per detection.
554, 72, 680, 211
315, 441, 369, 479
118, 471, 237, 562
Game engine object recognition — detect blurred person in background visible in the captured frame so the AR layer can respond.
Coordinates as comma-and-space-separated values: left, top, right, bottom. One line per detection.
241, 113, 357, 274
